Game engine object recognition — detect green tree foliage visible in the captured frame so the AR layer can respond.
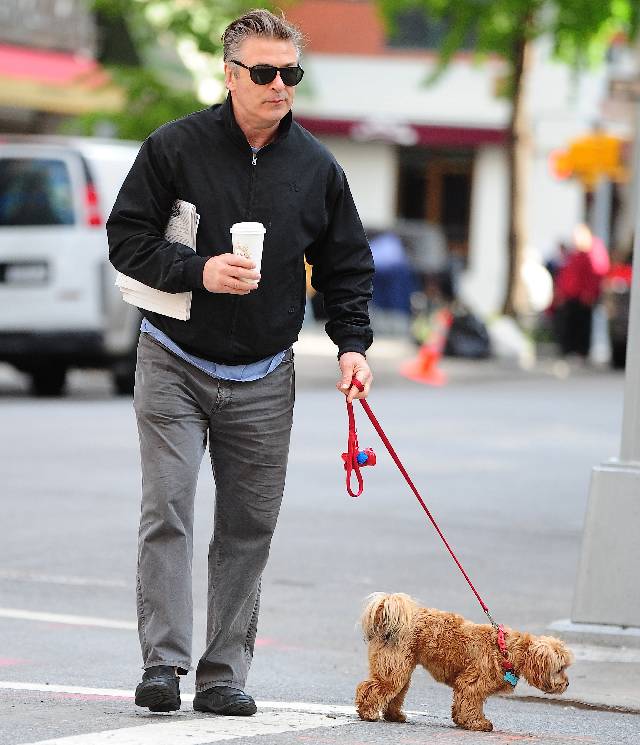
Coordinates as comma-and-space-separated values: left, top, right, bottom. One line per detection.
92, 0, 266, 58
69, 67, 203, 141
382, 0, 638, 83
377, 0, 639, 315
71, 0, 270, 140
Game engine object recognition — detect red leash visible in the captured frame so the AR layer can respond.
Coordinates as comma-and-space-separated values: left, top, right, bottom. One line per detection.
342, 377, 498, 628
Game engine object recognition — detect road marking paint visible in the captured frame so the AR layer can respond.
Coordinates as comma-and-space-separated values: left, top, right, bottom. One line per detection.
253, 637, 299, 651
0, 682, 358, 716
0, 682, 138, 698
0, 608, 137, 630
18, 710, 351, 745
4, 682, 355, 745
0, 657, 26, 666
0, 569, 128, 588
0, 611, 287, 653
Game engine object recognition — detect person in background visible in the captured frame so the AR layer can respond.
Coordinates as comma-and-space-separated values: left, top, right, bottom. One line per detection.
369, 229, 417, 315
546, 240, 571, 345
554, 224, 610, 360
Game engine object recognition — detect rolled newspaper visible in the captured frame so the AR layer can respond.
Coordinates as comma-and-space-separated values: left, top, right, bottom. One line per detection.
115, 199, 200, 321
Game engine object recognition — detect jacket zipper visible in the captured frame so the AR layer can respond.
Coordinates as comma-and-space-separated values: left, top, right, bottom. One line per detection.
247, 149, 257, 218
233, 147, 259, 352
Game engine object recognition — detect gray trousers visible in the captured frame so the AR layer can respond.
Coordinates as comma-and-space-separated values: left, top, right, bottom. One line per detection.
133, 333, 295, 691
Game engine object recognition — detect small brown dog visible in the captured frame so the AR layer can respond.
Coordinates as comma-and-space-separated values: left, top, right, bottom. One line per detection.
355, 593, 573, 732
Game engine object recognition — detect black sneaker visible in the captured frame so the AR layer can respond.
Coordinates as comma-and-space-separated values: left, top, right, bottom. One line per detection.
193, 686, 257, 716
135, 665, 181, 712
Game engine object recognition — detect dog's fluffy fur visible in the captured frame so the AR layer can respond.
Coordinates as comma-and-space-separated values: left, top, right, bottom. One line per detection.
355, 593, 573, 732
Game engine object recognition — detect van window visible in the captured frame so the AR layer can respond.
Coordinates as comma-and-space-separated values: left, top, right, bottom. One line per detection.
0, 158, 75, 226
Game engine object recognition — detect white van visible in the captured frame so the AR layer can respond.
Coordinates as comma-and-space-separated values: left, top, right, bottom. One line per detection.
0, 135, 141, 395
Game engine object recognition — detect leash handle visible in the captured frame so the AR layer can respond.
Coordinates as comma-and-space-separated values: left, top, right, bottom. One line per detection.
344, 398, 364, 497
341, 377, 368, 497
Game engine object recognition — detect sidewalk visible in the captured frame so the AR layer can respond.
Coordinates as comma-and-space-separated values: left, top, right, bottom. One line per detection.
294, 325, 618, 388
514, 636, 640, 714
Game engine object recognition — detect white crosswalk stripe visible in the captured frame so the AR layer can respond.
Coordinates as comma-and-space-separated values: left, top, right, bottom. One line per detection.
0, 608, 137, 630
1, 681, 357, 745
18, 711, 350, 745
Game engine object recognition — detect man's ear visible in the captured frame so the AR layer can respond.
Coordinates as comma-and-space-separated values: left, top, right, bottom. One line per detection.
224, 63, 235, 92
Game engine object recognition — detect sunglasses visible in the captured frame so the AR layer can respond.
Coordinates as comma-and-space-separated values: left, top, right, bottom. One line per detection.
231, 60, 304, 86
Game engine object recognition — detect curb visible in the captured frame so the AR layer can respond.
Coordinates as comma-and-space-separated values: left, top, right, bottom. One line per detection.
548, 619, 640, 649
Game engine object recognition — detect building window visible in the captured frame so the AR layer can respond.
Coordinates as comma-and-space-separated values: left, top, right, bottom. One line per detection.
397, 147, 473, 259
386, 9, 476, 51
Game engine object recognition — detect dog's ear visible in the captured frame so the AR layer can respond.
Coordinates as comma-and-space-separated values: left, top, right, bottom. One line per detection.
521, 636, 573, 693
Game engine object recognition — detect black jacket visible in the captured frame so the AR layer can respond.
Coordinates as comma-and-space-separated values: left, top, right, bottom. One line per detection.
106, 96, 374, 364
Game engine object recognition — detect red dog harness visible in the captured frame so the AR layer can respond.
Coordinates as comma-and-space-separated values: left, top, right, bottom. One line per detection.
497, 624, 519, 686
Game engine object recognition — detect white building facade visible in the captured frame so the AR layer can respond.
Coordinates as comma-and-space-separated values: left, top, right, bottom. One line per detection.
288, 1, 608, 317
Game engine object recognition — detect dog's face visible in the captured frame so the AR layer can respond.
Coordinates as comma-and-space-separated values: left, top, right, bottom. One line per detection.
522, 636, 573, 694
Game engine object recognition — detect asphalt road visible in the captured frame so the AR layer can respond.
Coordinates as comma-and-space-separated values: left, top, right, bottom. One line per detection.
1, 356, 639, 744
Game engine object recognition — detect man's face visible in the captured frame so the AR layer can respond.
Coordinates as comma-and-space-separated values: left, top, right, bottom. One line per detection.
225, 36, 299, 130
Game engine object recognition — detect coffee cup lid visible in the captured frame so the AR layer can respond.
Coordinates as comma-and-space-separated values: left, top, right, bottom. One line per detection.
230, 222, 266, 235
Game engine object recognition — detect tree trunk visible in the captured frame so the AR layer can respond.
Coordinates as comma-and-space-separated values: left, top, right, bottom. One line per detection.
502, 32, 533, 317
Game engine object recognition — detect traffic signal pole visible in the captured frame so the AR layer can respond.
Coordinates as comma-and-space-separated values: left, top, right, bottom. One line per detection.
571, 91, 640, 630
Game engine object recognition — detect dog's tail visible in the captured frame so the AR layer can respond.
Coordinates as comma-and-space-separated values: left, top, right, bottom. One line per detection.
360, 592, 418, 645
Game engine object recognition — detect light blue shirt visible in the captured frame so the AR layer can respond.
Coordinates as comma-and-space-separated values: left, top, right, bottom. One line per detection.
141, 319, 287, 382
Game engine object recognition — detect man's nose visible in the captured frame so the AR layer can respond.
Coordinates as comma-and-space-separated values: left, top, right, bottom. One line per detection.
271, 72, 286, 90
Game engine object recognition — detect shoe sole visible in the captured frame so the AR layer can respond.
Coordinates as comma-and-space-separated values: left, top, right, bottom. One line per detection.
193, 699, 257, 716
135, 682, 181, 712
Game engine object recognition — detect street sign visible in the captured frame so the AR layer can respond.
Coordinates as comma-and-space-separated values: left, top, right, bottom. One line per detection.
549, 131, 629, 189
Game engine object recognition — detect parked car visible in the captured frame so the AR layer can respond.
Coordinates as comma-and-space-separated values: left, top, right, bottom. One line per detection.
0, 135, 141, 395
602, 261, 632, 369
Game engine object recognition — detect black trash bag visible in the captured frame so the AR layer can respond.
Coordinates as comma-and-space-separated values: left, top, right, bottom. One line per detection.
444, 310, 491, 358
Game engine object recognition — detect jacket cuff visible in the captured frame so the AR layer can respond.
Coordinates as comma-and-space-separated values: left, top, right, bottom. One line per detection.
337, 339, 369, 359
182, 254, 208, 291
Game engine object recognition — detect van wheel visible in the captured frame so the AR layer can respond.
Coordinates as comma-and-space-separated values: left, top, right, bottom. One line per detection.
113, 369, 135, 396
31, 366, 67, 397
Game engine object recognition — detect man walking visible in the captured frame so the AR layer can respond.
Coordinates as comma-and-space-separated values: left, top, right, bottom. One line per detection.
107, 9, 374, 716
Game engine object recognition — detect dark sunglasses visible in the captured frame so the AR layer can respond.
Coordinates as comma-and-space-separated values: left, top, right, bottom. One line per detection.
231, 59, 304, 86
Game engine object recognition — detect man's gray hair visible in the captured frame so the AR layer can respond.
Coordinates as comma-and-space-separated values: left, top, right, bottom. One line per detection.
222, 8, 305, 62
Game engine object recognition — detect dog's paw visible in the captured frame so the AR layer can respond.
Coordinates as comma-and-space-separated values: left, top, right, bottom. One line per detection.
460, 718, 493, 732
356, 708, 380, 722
383, 709, 406, 723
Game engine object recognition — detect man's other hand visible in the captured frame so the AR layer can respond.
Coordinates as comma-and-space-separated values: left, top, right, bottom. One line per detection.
337, 352, 373, 403
203, 254, 260, 294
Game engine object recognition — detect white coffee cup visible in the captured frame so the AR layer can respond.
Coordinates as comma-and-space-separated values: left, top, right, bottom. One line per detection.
230, 222, 266, 286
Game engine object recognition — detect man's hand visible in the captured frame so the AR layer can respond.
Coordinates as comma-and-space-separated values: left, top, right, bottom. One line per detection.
203, 254, 260, 294
337, 352, 373, 403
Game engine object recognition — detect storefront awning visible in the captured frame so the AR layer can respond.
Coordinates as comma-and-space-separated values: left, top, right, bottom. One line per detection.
296, 115, 507, 147
0, 43, 124, 115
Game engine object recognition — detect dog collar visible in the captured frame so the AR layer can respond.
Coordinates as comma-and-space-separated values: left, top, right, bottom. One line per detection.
496, 624, 519, 687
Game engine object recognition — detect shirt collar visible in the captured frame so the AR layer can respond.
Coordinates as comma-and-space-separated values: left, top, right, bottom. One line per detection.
213, 93, 293, 149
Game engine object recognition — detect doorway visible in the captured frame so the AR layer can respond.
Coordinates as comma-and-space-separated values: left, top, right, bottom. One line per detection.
397, 147, 474, 260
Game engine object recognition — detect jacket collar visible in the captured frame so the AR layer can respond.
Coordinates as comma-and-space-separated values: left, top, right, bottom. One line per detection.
213, 93, 293, 149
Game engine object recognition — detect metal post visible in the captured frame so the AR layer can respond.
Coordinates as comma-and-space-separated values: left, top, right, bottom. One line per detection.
570, 98, 640, 629
620, 110, 640, 465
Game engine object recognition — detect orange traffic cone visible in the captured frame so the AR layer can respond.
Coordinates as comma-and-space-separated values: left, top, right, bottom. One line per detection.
400, 308, 453, 386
